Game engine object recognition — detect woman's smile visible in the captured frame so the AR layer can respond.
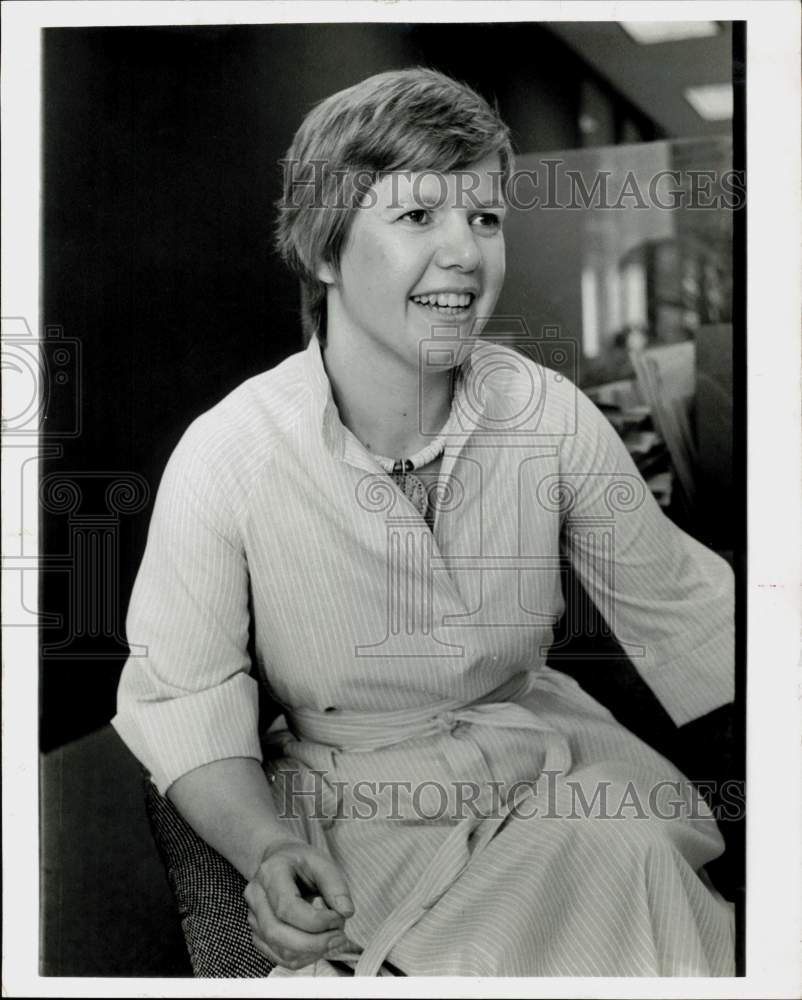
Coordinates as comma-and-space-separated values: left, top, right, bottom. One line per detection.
409, 289, 477, 318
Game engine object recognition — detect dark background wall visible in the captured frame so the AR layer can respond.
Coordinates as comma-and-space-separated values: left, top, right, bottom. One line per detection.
41, 23, 664, 751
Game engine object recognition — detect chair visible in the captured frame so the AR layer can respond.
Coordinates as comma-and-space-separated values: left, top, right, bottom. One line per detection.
630, 341, 698, 514
143, 775, 274, 977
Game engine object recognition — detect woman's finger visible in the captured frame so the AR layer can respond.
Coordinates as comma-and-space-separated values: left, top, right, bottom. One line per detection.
246, 877, 350, 959
298, 851, 356, 919
260, 857, 344, 933
248, 911, 303, 968
249, 931, 300, 969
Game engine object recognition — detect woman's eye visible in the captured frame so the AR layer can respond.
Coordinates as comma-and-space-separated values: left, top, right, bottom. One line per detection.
471, 212, 502, 232
400, 209, 431, 225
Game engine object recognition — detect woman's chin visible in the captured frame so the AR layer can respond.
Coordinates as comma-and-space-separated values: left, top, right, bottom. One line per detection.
415, 317, 484, 354
417, 334, 480, 374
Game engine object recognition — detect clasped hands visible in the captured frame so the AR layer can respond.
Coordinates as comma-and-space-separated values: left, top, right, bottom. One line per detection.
244, 839, 362, 971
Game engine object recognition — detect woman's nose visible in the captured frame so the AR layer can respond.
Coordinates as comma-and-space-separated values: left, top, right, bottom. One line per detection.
434, 216, 481, 271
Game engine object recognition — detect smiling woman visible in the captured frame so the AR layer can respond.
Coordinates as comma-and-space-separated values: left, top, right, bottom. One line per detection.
112, 68, 735, 977
320, 157, 506, 465
275, 69, 513, 347
329, 161, 505, 338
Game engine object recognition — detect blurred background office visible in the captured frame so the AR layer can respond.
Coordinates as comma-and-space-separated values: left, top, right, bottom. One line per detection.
38, 20, 742, 975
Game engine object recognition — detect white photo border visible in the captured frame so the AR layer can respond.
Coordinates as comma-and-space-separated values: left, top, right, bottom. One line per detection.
2, 1, 800, 997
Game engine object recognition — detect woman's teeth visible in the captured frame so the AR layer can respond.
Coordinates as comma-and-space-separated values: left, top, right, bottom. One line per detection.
410, 292, 474, 314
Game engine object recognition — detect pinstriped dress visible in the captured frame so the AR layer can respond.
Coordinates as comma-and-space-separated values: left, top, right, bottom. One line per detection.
113, 336, 735, 976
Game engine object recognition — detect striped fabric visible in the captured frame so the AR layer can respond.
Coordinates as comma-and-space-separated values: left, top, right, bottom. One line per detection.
112, 336, 735, 976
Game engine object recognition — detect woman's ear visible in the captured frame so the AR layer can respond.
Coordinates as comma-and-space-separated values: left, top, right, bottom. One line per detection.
316, 260, 336, 285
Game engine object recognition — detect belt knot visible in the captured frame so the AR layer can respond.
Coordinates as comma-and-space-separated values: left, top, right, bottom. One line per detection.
437, 710, 459, 732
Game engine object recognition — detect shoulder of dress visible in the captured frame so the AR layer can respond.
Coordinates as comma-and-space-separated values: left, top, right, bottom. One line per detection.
193, 350, 309, 437
168, 350, 313, 494
467, 339, 581, 435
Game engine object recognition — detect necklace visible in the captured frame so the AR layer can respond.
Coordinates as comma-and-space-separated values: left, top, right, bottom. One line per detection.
370, 435, 447, 527
370, 435, 447, 476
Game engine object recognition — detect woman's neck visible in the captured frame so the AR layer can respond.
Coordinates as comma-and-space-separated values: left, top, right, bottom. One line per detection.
321, 332, 454, 460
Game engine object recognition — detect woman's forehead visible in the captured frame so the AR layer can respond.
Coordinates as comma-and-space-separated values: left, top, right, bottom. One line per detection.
375, 157, 506, 207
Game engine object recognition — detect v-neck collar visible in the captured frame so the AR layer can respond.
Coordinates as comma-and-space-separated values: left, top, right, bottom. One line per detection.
301, 334, 491, 475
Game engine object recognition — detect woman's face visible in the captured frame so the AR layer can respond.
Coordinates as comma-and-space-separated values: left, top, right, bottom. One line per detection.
319, 154, 506, 371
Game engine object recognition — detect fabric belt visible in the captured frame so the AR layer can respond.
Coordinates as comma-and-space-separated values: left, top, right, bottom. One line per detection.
280, 670, 573, 976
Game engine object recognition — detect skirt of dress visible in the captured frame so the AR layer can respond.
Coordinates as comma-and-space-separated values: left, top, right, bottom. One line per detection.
266, 668, 734, 977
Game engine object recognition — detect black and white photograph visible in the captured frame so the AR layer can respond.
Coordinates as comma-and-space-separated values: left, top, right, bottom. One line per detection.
2, 1, 800, 996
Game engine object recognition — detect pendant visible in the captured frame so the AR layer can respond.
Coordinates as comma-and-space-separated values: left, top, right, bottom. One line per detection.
392, 471, 429, 518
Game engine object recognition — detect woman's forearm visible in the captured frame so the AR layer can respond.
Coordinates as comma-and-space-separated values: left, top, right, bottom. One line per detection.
166, 757, 305, 879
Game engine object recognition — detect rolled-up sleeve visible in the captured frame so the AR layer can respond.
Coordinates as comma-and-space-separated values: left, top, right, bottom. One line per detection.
112, 423, 261, 794
559, 387, 734, 727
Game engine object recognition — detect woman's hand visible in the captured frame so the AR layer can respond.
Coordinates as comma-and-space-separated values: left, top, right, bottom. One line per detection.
245, 839, 362, 971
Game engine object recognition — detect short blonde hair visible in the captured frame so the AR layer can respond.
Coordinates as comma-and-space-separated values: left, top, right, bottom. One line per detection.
275, 68, 514, 343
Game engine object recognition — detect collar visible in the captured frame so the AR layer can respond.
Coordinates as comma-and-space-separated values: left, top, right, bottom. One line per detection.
301, 334, 490, 469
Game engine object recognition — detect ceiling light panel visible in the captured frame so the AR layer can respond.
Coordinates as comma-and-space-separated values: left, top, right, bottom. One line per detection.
619, 21, 720, 44
684, 84, 734, 121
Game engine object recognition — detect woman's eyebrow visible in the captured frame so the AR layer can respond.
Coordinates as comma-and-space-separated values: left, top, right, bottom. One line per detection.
386, 187, 445, 210
465, 197, 507, 211
385, 192, 507, 213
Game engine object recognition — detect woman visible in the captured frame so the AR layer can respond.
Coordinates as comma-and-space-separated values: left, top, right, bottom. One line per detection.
113, 68, 735, 977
